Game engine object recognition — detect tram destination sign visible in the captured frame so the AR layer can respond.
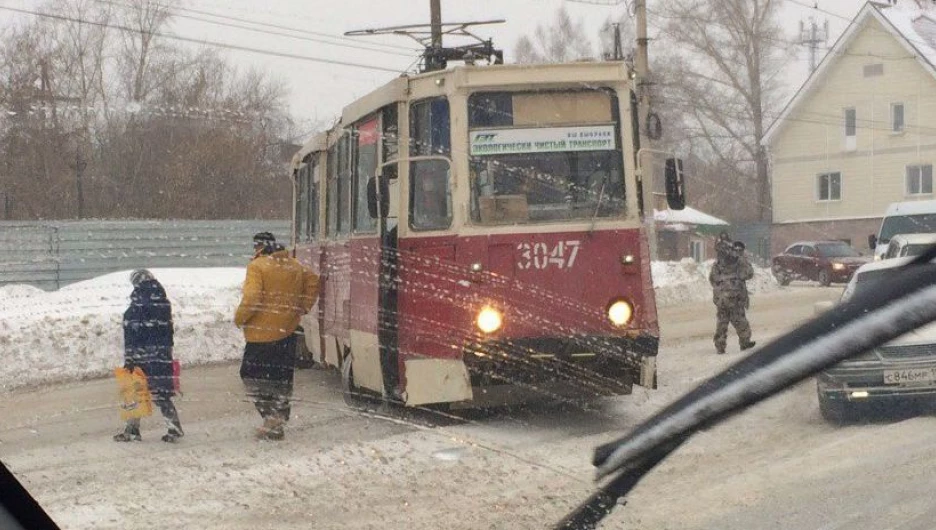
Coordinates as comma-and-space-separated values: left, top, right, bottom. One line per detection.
470, 125, 616, 156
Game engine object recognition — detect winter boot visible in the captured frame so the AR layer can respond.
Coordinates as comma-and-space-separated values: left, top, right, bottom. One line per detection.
256, 417, 285, 440
113, 425, 142, 442
265, 424, 285, 441
161, 427, 184, 443
740, 341, 757, 351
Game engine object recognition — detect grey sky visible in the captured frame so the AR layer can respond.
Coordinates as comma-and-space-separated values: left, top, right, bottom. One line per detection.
2, 0, 873, 135
166, 0, 871, 133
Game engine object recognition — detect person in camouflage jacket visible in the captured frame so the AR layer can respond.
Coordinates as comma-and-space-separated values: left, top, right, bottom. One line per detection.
709, 238, 756, 355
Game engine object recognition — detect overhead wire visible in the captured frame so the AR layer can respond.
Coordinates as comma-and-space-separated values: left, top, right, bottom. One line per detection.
181, 0, 418, 51
0, 4, 409, 74
89, 0, 417, 58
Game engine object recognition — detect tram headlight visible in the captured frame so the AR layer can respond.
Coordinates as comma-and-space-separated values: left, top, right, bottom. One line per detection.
607, 299, 634, 328
476, 306, 503, 334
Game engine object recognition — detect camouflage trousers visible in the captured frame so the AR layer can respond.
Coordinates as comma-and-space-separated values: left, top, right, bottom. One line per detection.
714, 302, 752, 352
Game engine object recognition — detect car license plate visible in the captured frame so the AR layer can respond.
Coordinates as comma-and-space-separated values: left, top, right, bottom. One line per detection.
883, 368, 936, 385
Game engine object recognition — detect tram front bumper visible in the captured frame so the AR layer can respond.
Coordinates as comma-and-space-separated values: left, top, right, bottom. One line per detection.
462, 334, 659, 399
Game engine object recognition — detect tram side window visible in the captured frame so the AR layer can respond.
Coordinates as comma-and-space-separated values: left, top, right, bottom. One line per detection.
337, 135, 352, 236
353, 116, 379, 233
409, 98, 452, 231
296, 157, 319, 241
308, 160, 320, 239
326, 144, 338, 237
382, 105, 399, 180
296, 164, 308, 241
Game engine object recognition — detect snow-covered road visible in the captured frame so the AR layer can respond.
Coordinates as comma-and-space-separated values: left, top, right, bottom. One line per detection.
6, 284, 936, 529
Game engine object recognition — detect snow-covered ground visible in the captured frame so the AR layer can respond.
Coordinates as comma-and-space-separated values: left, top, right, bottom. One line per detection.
8, 284, 923, 530
0, 262, 778, 392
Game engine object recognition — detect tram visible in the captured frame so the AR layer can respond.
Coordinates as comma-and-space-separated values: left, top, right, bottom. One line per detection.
289, 59, 684, 407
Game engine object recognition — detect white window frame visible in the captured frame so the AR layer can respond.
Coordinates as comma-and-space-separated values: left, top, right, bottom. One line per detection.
906, 164, 933, 196
844, 108, 856, 151
689, 239, 704, 263
816, 171, 842, 202
891, 102, 905, 134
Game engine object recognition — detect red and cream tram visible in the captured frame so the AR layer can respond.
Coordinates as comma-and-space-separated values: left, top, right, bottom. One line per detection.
290, 60, 683, 408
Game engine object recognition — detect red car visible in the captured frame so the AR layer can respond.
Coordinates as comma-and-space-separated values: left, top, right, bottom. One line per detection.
772, 241, 869, 286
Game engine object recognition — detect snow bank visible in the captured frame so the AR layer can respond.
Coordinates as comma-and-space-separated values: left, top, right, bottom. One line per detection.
0, 268, 247, 391
652, 258, 778, 307
0, 261, 777, 390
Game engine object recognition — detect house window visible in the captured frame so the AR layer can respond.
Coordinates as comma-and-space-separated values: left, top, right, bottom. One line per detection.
906, 164, 933, 196
843, 108, 856, 151
863, 63, 883, 77
817, 172, 841, 201
689, 239, 704, 263
891, 103, 904, 133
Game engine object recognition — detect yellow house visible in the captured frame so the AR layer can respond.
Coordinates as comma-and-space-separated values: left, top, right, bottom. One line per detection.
764, 2, 936, 254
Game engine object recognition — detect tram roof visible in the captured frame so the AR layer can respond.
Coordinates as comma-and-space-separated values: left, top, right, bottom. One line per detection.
290, 129, 332, 168
342, 61, 631, 123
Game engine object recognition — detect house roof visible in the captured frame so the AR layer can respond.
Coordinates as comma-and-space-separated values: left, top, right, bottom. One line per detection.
763, 2, 936, 145
653, 206, 728, 226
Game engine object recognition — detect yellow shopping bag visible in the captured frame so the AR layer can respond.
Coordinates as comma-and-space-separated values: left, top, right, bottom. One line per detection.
115, 367, 153, 421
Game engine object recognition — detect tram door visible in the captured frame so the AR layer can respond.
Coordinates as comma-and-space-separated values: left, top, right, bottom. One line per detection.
352, 107, 401, 397
378, 105, 401, 398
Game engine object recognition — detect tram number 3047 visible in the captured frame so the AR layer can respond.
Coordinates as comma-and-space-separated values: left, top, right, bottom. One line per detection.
517, 240, 581, 270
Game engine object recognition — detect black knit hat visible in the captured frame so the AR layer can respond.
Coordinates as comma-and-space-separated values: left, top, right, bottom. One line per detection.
252, 232, 275, 246
130, 269, 154, 286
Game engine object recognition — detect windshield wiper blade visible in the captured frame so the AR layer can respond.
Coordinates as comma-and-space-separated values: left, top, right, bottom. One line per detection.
558, 247, 936, 529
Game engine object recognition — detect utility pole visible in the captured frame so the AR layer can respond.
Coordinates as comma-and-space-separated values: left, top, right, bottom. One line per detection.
74, 138, 87, 218
633, 0, 659, 260
430, 0, 442, 50
610, 23, 624, 61
39, 58, 85, 218
424, 0, 445, 71
799, 18, 829, 73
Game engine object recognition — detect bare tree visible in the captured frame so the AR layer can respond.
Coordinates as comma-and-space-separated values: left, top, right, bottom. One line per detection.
116, 0, 175, 104
655, 0, 791, 223
44, 0, 110, 125
514, 7, 595, 63
0, 0, 295, 220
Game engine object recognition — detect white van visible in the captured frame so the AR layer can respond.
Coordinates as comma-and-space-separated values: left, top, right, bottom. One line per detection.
870, 199, 936, 258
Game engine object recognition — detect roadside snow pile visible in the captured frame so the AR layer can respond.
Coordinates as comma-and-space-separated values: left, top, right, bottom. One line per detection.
652, 258, 778, 307
0, 268, 246, 391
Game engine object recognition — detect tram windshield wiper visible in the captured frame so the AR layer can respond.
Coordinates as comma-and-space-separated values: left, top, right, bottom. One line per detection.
556, 245, 936, 529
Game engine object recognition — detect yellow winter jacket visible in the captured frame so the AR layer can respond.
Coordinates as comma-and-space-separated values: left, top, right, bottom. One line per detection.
234, 249, 320, 343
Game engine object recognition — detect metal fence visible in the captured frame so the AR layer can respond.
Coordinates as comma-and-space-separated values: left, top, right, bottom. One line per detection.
0, 219, 291, 290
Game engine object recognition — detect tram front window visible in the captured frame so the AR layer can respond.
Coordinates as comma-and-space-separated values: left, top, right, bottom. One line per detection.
468, 89, 625, 225
471, 149, 623, 224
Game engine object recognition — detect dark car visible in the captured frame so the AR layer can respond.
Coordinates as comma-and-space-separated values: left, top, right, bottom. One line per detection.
815, 257, 936, 423
771, 241, 869, 286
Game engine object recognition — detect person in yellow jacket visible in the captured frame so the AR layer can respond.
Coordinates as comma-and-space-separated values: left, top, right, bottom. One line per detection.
235, 232, 319, 440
